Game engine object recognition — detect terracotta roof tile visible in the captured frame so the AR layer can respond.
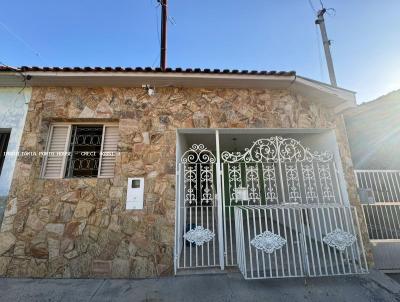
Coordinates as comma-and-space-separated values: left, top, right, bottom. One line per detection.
0, 66, 296, 76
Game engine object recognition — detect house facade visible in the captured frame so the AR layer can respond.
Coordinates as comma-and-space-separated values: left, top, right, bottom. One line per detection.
0, 87, 32, 224
0, 67, 371, 278
345, 90, 400, 271
345, 89, 400, 170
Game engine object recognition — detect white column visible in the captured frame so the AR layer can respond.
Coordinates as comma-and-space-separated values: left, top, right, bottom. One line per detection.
215, 129, 225, 270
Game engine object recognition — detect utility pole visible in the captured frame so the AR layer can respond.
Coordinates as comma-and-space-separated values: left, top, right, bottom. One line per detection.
159, 0, 168, 71
315, 8, 337, 87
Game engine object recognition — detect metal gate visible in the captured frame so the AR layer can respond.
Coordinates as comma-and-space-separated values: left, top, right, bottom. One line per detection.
176, 136, 368, 278
355, 169, 400, 270
234, 205, 368, 279
176, 144, 220, 269
221, 136, 367, 278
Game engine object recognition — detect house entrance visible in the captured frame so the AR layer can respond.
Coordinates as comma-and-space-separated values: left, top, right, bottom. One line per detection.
175, 130, 368, 279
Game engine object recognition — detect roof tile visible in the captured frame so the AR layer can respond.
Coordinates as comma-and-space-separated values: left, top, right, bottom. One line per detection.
0, 66, 296, 76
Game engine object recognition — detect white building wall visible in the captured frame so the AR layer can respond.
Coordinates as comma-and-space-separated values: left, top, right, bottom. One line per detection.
0, 87, 31, 197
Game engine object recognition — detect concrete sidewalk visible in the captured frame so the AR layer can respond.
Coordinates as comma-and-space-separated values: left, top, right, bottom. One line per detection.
0, 270, 400, 302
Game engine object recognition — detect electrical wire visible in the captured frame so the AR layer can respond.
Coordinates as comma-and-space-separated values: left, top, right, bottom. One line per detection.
151, 54, 160, 68
0, 20, 47, 66
326, 8, 337, 17
155, 1, 161, 46
150, 0, 161, 67
168, 16, 176, 25
0, 61, 24, 78
0, 61, 30, 107
0, 61, 29, 96
151, 0, 175, 67
308, 0, 336, 15
307, 0, 317, 13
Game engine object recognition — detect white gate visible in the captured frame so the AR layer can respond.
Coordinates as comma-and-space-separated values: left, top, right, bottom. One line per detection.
176, 144, 220, 269
234, 205, 368, 279
176, 136, 368, 278
221, 136, 367, 278
355, 169, 400, 270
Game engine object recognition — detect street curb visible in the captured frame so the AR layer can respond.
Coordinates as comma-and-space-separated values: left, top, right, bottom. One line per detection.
365, 269, 400, 295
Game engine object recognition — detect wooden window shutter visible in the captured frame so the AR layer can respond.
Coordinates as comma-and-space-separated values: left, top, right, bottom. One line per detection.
98, 125, 119, 178
41, 125, 71, 178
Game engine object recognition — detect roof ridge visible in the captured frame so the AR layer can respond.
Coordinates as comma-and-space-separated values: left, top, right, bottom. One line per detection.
360, 89, 400, 106
0, 66, 296, 76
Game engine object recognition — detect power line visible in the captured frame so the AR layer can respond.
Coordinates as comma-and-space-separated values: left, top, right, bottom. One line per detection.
307, 0, 317, 13
149, 0, 161, 67
325, 8, 337, 17
0, 61, 28, 82
308, 0, 336, 17
155, 1, 161, 46
0, 20, 47, 65
0, 61, 30, 104
151, 53, 160, 68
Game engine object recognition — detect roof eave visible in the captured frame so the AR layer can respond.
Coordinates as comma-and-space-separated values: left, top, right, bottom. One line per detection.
293, 76, 356, 111
0, 70, 356, 109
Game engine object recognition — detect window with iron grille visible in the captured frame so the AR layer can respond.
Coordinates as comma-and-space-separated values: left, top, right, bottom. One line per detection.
0, 131, 11, 176
65, 125, 103, 178
41, 124, 118, 179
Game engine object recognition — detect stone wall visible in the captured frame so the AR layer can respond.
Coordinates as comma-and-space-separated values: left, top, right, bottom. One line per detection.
334, 114, 373, 262
0, 86, 370, 278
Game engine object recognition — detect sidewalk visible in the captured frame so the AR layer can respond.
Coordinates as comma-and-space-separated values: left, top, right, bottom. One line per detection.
0, 270, 399, 302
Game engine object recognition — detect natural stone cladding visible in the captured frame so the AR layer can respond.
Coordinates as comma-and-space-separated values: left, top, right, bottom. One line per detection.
0, 86, 371, 278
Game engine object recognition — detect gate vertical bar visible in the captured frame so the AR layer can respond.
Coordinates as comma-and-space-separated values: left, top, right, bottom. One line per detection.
276, 137, 287, 203
174, 157, 180, 273
299, 207, 310, 276
215, 130, 225, 270
353, 206, 369, 271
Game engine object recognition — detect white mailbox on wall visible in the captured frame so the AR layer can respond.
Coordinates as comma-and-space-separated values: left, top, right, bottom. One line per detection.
126, 177, 144, 210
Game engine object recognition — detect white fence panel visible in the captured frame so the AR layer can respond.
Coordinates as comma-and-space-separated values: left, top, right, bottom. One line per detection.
355, 170, 400, 203
235, 205, 368, 280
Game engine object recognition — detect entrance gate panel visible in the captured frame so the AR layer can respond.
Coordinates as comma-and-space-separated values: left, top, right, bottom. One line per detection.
176, 135, 368, 277
235, 205, 368, 280
221, 136, 345, 268
235, 206, 305, 279
301, 206, 367, 276
177, 144, 219, 269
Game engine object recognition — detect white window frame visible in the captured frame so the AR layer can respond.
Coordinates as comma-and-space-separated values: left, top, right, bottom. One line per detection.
41, 122, 118, 179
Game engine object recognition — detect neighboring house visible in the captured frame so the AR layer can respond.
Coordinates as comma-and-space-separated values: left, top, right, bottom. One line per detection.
0, 66, 370, 279
345, 90, 400, 271
345, 89, 400, 170
0, 87, 32, 224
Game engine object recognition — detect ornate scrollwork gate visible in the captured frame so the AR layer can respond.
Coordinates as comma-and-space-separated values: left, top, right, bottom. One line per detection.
176, 136, 368, 278
176, 144, 220, 269
221, 136, 368, 278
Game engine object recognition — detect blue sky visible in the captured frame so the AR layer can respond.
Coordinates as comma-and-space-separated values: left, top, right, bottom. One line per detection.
1, 0, 399, 103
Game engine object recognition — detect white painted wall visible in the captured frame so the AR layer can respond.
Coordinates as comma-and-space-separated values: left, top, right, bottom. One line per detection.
0, 87, 31, 197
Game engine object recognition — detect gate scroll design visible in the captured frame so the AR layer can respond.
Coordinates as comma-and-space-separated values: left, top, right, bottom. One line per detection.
221, 136, 342, 208
176, 136, 367, 278
221, 136, 333, 163
177, 144, 220, 269
221, 136, 345, 267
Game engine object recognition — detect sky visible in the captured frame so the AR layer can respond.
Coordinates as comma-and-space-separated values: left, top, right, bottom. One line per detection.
0, 0, 399, 103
